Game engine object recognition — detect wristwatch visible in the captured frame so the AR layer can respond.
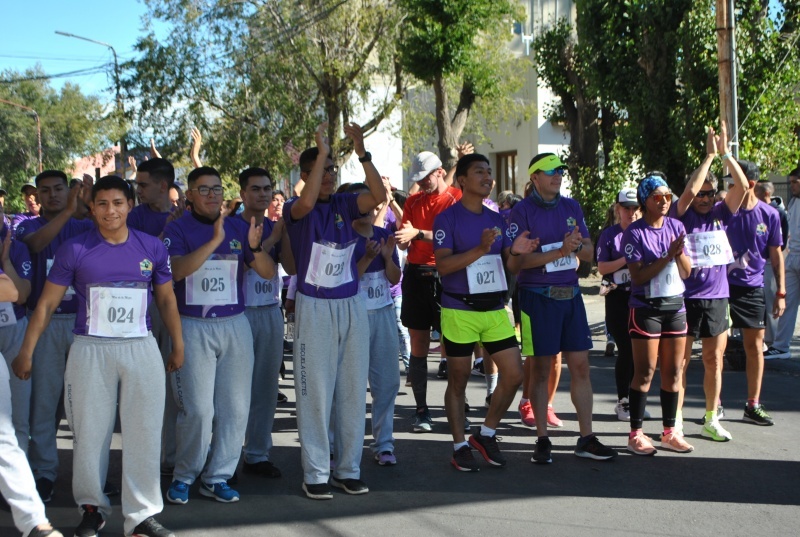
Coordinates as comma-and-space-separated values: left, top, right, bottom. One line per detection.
358, 151, 372, 163
416, 230, 424, 241
250, 244, 263, 253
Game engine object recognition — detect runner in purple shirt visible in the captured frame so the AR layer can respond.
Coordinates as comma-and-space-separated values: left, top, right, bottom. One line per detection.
671, 125, 748, 442
10, 181, 40, 233
597, 188, 640, 421
284, 123, 387, 500
163, 165, 275, 506
724, 159, 785, 426
507, 152, 616, 464
433, 154, 534, 471
622, 173, 692, 456
14, 170, 94, 503
13, 176, 182, 537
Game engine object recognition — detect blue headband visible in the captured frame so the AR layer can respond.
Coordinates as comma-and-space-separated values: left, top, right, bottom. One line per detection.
637, 176, 668, 206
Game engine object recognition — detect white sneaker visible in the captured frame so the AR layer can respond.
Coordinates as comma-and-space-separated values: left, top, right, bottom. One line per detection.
615, 398, 630, 421
701, 419, 733, 442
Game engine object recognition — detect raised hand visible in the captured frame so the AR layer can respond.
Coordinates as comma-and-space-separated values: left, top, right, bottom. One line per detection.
315, 122, 330, 157
128, 155, 137, 173
365, 239, 381, 260
668, 233, 686, 259
706, 126, 718, 158
344, 123, 366, 157
561, 227, 582, 254
248, 216, 264, 250
190, 128, 202, 166
716, 120, 730, 156
212, 204, 230, 245
456, 141, 474, 159
510, 230, 539, 256
381, 235, 396, 260
150, 138, 162, 159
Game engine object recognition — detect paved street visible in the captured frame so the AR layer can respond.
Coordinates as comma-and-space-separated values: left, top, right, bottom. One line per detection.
2, 277, 799, 536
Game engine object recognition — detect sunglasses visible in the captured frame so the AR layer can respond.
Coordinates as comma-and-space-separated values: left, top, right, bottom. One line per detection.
650, 192, 673, 203
539, 168, 565, 177
696, 189, 716, 199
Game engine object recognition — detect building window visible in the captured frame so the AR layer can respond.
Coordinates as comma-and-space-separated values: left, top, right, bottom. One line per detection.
495, 151, 517, 195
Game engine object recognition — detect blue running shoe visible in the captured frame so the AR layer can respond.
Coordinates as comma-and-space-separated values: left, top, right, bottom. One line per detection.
200, 481, 240, 503
166, 481, 189, 505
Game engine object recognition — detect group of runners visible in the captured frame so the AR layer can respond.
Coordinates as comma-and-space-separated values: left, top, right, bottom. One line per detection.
0, 119, 796, 537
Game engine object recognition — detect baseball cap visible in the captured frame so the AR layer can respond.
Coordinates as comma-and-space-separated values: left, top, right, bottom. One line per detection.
409, 152, 443, 183
21, 180, 36, 193
0, 187, 7, 196
724, 159, 759, 184
617, 188, 639, 207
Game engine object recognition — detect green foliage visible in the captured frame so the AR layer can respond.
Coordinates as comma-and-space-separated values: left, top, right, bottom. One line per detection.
125, 0, 403, 183
0, 67, 118, 213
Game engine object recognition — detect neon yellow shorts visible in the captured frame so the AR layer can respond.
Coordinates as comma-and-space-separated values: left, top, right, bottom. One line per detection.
441, 307, 515, 346
521, 310, 535, 356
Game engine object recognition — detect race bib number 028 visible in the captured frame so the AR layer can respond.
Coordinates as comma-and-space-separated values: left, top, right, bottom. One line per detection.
541, 242, 578, 273
466, 255, 507, 294
306, 241, 355, 289
685, 230, 734, 268
87, 285, 148, 338
186, 257, 238, 306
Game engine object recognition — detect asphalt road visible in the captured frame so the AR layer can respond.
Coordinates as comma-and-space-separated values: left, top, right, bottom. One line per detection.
2, 278, 798, 536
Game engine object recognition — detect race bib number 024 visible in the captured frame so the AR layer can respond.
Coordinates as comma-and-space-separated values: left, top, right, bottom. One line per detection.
87, 285, 148, 338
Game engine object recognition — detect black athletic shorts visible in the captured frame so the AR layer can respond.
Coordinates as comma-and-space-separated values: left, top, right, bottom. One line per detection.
400, 264, 442, 331
443, 335, 518, 358
628, 307, 687, 340
729, 285, 766, 330
685, 298, 729, 339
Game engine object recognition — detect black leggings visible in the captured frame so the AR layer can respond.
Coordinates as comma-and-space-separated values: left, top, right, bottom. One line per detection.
605, 290, 633, 401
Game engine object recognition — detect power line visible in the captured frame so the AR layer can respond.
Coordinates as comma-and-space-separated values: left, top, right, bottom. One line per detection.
0, 65, 112, 84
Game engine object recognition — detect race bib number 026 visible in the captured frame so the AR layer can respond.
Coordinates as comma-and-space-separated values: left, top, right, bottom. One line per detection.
541, 242, 578, 273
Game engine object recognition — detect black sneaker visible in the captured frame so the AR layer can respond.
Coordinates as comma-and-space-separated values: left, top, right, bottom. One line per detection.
331, 477, 369, 495
471, 360, 485, 376
574, 435, 617, 460
469, 432, 506, 467
302, 482, 333, 500
160, 464, 174, 477
451, 445, 480, 472
764, 347, 790, 360
103, 481, 119, 497
437, 360, 448, 379
75, 505, 105, 537
132, 517, 175, 537
743, 403, 774, 426
277, 391, 288, 404
35, 477, 53, 503
531, 436, 552, 464
243, 460, 282, 478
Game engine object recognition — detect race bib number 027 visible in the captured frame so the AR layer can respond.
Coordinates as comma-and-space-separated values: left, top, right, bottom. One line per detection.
466, 255, 507, 294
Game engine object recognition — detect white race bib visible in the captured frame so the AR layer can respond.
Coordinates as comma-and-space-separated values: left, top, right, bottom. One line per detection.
0, 302, 16, 328
466, 254, 508, 294
359, 271, 393, 310
47, 258, 75, 297
186, 257, 238, 306
685, 230, 734, 267
87, 286, 148, 338
647, 260, 685, 298
245, 269, 280, 307
305, 241, 355, 289
541, 242, 578, 273
613, 268, 632, 285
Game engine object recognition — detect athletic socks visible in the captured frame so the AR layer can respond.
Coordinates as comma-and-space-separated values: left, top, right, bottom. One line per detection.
453, 441, 469, 451
480, 424, 495, 437
409, 355, 428, 410
485, 374, 498, 397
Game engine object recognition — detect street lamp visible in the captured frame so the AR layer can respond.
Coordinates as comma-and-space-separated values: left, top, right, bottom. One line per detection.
55, 30, 127, 171
0, 97, 43, 173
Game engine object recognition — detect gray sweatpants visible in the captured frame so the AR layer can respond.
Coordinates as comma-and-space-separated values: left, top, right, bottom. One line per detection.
294, 293, 369, 485
243, 305, 284, 464
0, 318, 30, 452
149, 301, 178, 468
65, 335, 165, 535
29, 313, 74, 482
0, 352, 49, 536
367, 304, 400, 455
172, 314, 254, 485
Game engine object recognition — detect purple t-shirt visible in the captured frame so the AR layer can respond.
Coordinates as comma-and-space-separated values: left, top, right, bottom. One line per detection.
353, 226, 400, 275
0, 227, 32, 320
596, 224, 631, 294
11, 212, 37, 233
16, 216, 95, 313
434, 203, 510, 311
669, 202, 733, 299
622, 217, 687, 309
726, 200, 783, 288
163, 212, 255, 318
509, 196, 589, 287
47, 228, 172, 336
128, 204, 171, 237
284, 193, 364, 299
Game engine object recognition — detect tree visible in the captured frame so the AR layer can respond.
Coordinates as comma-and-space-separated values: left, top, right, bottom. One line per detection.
125, 0, 404, 184
0, 67, 118, 213
397, 0, 532, 169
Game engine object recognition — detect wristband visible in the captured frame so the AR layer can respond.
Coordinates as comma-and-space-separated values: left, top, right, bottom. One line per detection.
721, 152, 732, 160
250, 244, 263, 253
776, 291, 786, 299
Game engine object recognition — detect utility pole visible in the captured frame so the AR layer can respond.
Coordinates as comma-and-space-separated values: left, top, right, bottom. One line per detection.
0, 98, 43, 173
55, 31, 127, 172
716, 0, 739, 158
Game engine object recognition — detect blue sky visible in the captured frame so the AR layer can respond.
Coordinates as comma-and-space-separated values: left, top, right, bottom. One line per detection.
0, 0, 160, 99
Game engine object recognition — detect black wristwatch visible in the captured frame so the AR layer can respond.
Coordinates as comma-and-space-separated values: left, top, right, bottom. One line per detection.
250, 244, 263, 253
416, 230, 424, 241
573, 243, 583, 253
358, 151, 372, 163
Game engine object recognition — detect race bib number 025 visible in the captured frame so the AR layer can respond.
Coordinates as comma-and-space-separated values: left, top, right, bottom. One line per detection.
186, 257, 238, 306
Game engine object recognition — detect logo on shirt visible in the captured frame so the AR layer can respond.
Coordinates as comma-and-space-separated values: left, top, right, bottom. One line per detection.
335, 213, 344, 230
506, 223, 518, 239
624, 243, 635, 258
21, 261, 31, 276
163, 238, 171, 249
229, 239, 243, 255
756, 223, 767, 236
434, 229, 446, 245
567, 217, 577, 230
492, 227, 502, 242
140, 259, 153, 278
